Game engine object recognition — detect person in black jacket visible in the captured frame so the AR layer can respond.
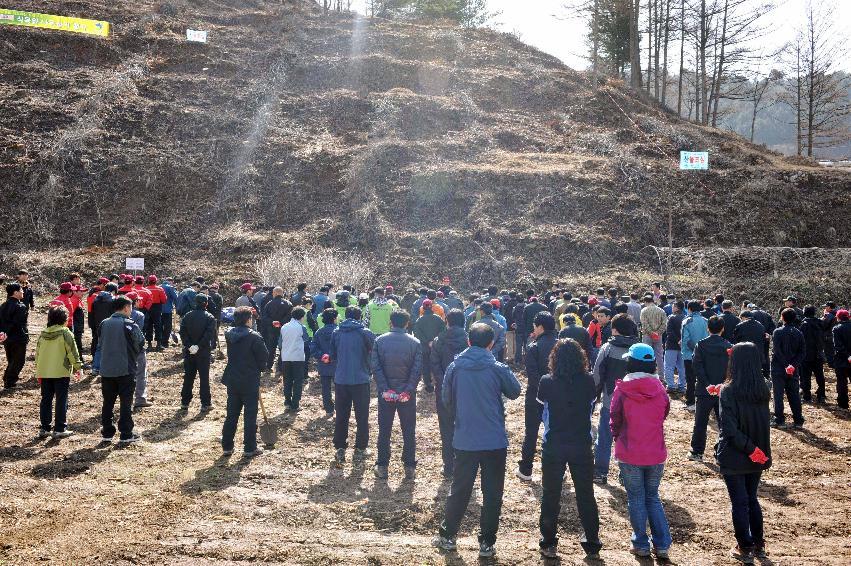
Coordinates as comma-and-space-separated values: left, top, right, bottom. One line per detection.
719, 301, 740, 341
206, 283, 224, 357
558, 314, 592, 360
770, 309, 805, 428
179, 295, 218, 411
832, 309, 851, 409
0, 283, 30, 389
748, 305, 775, 375
430, 309, 468, 478
221, 306, 269, 457
17, 270, 35, 312
261, 288, 293, 372
663, 301, 686, 394
517, 311, 558, 481
536, 338, 602, 560
799, 305, 825, 403
523, 297, 548, 339
370, 310, 422, 480
716, 342, 772, 563
688, 316, 731, 461
734, 311, 768, 378
512, 298, 527, 364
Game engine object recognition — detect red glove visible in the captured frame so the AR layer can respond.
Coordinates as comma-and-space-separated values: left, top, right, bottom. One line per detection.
382, 390, 397, 402
706, 384, 721, 396
848, 355, 851, 364
650, 332, 660, 341
749, 447, 768, 465
273, 321, 281, 328
321, 354, 330, 364
785, 365, 795, 376
398, 391, 411, 403
726, 348, 733, 357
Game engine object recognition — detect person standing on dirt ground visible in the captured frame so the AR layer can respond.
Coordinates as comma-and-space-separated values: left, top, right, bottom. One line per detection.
125, 293, 152, 410
732, 311, 766, 376
87, 277, 107, 357
832, 309, 851, 409
97, 295, 144, 444
747, 303, 774, 378
144, 275, 167, 351
511, 294, 527, 365
516, 311, 558, 482
161, 278, 178, 347
0, 283, 30, 389
16, 270, 35, 311
716, 342, 772, 564
69, 284, 88, 364
610, 343, 673, 561
799, 305, 826, 404
413, 299, 445, 393
688, 316, 731, 462
261, 287, 292, 373
331, 306, 376, 465
432, 323, 521, 559
90, 283, 117, 375
221, 306, 268, 458
536, 338, 603, 561
663, 300, 686, 396
640, 295, 667, 375
206, 283, 224, 357
35, 305, 82, 440
179, 294, 217, 412
820, 301, 838, 369
430, 309, 468, 479
279, 307, 309, 412
681, 301, 709, 412
311, 308, 339, 418
769, 309, 806, 429
371, 309, 422, 481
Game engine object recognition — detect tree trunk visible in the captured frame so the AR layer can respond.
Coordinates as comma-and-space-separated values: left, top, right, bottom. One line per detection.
662, 0, 671, 105
711, 0, 729, 127
647, 0, 653, 92
592, 0, 599, 75
630, 0, 643, 89
677, 0, 685, 116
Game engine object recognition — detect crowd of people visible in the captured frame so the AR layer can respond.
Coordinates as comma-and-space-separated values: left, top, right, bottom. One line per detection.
0, 271, 849, 563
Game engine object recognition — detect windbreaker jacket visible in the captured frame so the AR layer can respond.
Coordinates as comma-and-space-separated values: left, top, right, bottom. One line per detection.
279, 319, 307, 362
732, 318, 767, 362
559, 320, 592, 359
770, 324, 805, 378
221, 326, 268, 389
0, 298, 29, 344
525, 331, 557, 400
179, 306, 217, 353
664, 312, 685, 350
693, 334, 732, 397
413, 311, 445, 346
161, 283, 178, 314
98, 313, 145, 378
310, 323, 338, 377
715, 385, 772, 475
681, 312, 709, 360
799, 317, 824, 362
430, 326, 468, 398
330, 319, 376, 385
610, 373, 670, 466
441, 346, 521, 451
476, 314, 506, 355
593, 334, 639, 403
834, 321, 851, 369
35, 325, 82, 378
370, 328, 422, 393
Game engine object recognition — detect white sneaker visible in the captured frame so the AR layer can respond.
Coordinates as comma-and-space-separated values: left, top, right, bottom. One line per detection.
515, 467, 533, 482
51, 430, 75, 439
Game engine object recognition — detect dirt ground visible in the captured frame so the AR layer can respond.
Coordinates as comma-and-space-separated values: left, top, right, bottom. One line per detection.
1, 310, 850, 566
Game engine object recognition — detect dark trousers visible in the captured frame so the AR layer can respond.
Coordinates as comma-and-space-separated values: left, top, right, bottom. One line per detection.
91, 327, 99, 357
518, 396, 543, 475
723, 472, 764, 549
101, 374, 135, 439
514, 331, 527, 364
836, 367, 850, 409
3, 342, 26, 387
800, 360, 825, 401
772, 375, 804, 425
539, 444, 602, 553
376, 394, 417, 467
145, 304, 163, 345
263, 327, 278, 370
320, 374, 335, 413
282, 360, 306, 408
684, 359, 696, 406
221, 384, 258, 452
73, 331, 84, 359
40, 377, 70, 432
440, 448, 507, 546
421, 343, 434, 388
690, 395, 720, 455
436, 394, 455, 475
333, 382, 370, 450
182, 351, 212, 407
162, 311, 174, 342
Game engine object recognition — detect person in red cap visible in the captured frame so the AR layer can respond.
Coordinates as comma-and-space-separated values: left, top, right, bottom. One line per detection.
87, 278, 109, 361
52, 283, 76, 329
71, 284, 88, 362
236, 283, 258, 328
118, 275, 135, 295
144, 275, 168, 351
385, 285, 401, 305
833, 309, 851, 409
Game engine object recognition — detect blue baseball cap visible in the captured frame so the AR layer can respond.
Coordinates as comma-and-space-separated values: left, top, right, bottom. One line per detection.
622, 343, 656, 362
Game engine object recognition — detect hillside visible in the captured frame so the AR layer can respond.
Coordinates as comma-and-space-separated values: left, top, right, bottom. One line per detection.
1, 0, 849, 298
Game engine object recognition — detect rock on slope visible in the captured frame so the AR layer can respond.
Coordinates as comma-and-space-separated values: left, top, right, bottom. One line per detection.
1, 0, 848, 291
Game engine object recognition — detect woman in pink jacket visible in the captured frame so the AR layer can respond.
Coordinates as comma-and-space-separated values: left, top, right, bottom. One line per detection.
610, 343, 672, 560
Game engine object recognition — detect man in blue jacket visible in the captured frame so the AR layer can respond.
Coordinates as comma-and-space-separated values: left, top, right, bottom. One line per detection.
310, 308, 339, 417
331, 306, 376, 465
370, 310, 422, 480
771, 308, 806, 428
161, 278, 179, 347
433, 323, 522, 559
681, 301, 709, 411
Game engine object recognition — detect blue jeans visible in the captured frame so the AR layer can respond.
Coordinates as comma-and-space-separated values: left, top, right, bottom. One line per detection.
663, 349, 686, 391
723, 472, 764, 549
618, 463, 672, 552
93, 346, 102, 372
593, 403, 612, 477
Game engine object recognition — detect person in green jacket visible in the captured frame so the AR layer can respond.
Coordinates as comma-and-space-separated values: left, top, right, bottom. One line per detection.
365, 287, 396, 336
414, 300, 446, 393
35, 305, 82, 439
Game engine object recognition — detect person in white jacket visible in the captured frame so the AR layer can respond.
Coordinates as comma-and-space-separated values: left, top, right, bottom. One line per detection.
279, 307, 309, 411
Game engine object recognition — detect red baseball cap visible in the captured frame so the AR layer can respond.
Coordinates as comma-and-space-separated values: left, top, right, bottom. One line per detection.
837, 309, 850, 320
123, 275, 134, 283
385, 285, 394, 292
240, 283, 255, 292
125, 291, 139, 301
148, 275, 158, 283
59, 282, 74, 292
74, 285, 88, 292
134, 275, 144, 283
422, 299, 433, 307
97, 277, 109, 285
588, 296, 599, 306
490, 298, 501, 308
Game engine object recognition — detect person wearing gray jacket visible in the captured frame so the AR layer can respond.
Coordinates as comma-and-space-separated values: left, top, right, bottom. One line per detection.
477, 302, 506, 361
97, 296, 145, 443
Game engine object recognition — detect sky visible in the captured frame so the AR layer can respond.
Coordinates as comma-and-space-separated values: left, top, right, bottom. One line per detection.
347, 0, 851, 72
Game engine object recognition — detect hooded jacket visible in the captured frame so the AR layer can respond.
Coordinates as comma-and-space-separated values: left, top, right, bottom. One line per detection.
732, 318, 766, 363
98, 313, 145, 378
0, 298, 29, 344
693, 334, 732, 396
330, 319, 376, 385
370, 328, 422, 393
476, 314, 506, 355
221, 325, 268, 389
35, 325, 82, 379
180, 306, 217, 354
310, 323, 338, 377
610, 372, 670, 466
715, 385, 772, 475
799, 317, 824, 363
770, 324, 805, 378
430, 326, 468, 398
593, 334, 639, 402
413, 310, 445, 346
441, 346, 522, 451
681, 312, 709, 360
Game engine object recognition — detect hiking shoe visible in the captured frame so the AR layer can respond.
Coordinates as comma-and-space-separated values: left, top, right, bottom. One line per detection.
687, 452, 703, 462
101, 436, 113, 443
791, 422, 804, 430
52, 430, 74, 439
325, 410, 334, 418
134, 400, 153, 409
754, 545, 767, 559
586, 551, 601, 561
404, 466, 416, 480
244, 447, 264, 458
118, 434, 141, 445
374, 465, 388, 479
684, 404, 696, 412
515, 467, 533, 482
201, 404, 214, 412
730, 545, 754, 564
629, 547, 651, 557
353, 448, 371, 460
654, 547, 670, 560
478, 542, 496, 558
431, 535, 456, 551
540, 545, 558, 558
770, 421, 788, 429
222, 448, 233, 456
180, 404, 189, 411
38, 429, 51, 440
592, 474, 607, 485
335, 448, 346, 464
